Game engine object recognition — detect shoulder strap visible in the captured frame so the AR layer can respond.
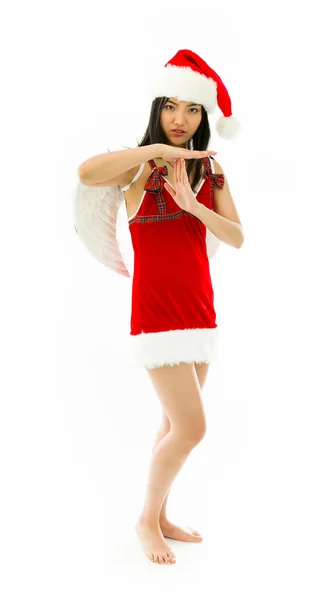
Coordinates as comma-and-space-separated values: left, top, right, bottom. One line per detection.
148, 158, 157, 169
121, 162, 145, 191
208, 156, 216, 173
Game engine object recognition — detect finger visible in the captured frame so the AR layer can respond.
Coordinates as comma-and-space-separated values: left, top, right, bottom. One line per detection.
181, 158, 187, 180
177, 157, 181, 181
175, 158, 179, 182
180, 158, 185, 184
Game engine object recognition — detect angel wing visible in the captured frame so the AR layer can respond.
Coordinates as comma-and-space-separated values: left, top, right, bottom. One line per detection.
72, 180, 134, 277
206, 225, 221, 261
72, 176, 221, 278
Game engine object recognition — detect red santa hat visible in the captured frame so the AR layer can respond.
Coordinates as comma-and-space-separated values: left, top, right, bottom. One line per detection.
149, 49, 241, 139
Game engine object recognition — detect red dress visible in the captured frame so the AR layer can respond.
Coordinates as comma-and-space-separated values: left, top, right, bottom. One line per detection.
121, 156, 223, 369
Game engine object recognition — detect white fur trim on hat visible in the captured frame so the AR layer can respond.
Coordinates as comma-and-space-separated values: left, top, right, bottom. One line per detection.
149, 64, 218, 114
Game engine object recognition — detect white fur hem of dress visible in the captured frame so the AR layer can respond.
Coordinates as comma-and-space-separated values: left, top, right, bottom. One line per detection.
129, 327, 219, 369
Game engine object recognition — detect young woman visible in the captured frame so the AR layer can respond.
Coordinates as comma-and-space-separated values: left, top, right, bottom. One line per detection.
78, 49, 243, 565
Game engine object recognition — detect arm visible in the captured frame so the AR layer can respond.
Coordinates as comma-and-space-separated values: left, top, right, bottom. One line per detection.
78, 144, 162, 185
191, 203, 244, 248
190, 159, 244, 249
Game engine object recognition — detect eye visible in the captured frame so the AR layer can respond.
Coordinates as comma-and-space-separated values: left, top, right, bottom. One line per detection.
164, 105, 198, 113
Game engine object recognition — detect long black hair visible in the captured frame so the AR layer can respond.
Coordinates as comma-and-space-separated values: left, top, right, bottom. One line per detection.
135, 96, 211, 193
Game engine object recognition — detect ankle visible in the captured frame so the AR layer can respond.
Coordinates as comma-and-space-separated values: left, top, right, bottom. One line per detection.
159, 514, 169, 526
137, 514, 160, 527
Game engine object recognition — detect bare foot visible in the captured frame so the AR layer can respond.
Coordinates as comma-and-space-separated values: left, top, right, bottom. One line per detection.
160, 520, 203, 543
135, 519, 177, 564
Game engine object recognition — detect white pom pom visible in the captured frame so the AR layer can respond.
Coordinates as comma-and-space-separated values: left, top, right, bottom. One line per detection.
215, 115, 241, 139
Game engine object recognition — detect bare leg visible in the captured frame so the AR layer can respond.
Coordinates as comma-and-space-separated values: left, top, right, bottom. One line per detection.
150, 423, 171, 523
135, 362, 207, 564
138, 430, 199, 526
135, 430, 200, 564
151, 423, 204, 542
157, 362, 210, 524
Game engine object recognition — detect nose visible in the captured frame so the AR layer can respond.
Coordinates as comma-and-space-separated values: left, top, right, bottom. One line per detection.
172, 110, 186, 125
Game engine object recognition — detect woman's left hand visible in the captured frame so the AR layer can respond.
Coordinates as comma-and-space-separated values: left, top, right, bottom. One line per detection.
163, 158, 200, 215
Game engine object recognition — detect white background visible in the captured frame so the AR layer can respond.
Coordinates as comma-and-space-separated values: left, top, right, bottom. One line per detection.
1, 0, 322, 597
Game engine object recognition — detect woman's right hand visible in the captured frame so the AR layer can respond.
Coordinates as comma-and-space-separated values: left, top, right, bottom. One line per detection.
158, 143, 217, 167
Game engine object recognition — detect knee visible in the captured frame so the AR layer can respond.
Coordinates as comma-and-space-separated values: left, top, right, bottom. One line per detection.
174, 422, 207, 446
191, 425, 207, 444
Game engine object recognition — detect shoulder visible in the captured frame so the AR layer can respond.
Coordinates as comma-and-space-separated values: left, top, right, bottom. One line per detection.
210, 157, 224, 174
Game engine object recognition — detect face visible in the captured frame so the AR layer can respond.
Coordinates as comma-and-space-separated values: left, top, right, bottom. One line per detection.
160, 97, 202, 148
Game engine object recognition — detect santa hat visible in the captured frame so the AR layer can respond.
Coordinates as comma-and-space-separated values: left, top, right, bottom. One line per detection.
149, 49, 241, 139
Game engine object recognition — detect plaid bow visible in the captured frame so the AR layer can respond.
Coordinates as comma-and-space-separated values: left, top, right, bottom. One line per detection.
202, 159, 225, 210
144, 165, 169, 215
211, 173, 225, 189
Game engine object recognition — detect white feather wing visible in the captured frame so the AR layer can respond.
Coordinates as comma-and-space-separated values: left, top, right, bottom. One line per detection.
73, 181, 134, 278
206, 227, 221, 260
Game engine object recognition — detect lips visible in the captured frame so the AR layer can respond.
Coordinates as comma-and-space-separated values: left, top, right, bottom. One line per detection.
172, 129, 186, 133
